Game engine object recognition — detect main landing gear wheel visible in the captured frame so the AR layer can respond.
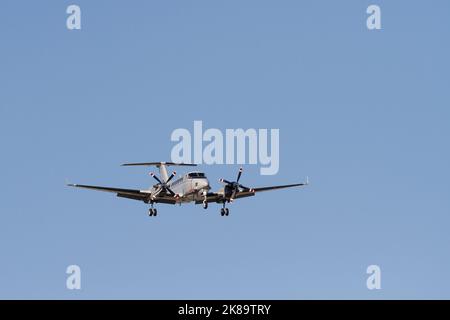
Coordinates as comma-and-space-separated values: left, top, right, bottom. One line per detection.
220, 208, 229, 216
202, 201, 208, 209
148, 208, 157, 216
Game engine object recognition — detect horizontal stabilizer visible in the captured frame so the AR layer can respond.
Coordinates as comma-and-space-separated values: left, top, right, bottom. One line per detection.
121, 162, 197, 167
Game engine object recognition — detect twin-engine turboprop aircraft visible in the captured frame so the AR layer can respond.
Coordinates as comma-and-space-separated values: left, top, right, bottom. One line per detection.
67, 162, 308, 217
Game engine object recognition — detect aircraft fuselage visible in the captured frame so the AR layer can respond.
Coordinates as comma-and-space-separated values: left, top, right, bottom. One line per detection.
154, 171, 210, 203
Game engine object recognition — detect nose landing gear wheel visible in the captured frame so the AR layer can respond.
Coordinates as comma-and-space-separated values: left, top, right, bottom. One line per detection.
148, 208, 158, 217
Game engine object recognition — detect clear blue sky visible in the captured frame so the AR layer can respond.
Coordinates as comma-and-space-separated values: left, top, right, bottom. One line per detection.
0, 0, 449, 299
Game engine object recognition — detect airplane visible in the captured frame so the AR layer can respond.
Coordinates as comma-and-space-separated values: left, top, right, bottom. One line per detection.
67, 162, 308, 217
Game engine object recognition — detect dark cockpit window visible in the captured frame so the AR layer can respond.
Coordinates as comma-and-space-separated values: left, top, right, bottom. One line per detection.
188, 172, 206, 178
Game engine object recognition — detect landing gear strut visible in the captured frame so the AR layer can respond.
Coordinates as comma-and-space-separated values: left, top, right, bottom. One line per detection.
220, 203, 229, 216
202, 190, 208, 210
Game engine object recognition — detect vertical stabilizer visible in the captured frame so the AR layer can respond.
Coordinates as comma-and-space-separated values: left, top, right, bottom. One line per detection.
158, 163, 169, 182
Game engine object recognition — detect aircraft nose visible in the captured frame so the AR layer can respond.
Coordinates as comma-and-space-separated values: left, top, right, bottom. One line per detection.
194, 179, 210, 190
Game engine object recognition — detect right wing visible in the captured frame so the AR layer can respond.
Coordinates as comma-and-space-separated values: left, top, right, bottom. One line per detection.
67, 183, 177, 204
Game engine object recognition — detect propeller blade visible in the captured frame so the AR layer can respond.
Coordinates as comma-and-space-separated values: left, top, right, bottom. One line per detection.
236, 167, 243, 182
150, 172, 162, 184
165, 187, 176, 196
220, 178, 232, 184
166, 171, 177, 183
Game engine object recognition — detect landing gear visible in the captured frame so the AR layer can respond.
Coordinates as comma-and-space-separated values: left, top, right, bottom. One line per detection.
202, 201, 208, 209
220, 203, 229, 216
148, 202, 158, 217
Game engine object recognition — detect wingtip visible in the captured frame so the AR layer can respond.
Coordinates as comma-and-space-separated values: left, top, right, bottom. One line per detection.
65, 178, 75, 187
120, 162, 139, 166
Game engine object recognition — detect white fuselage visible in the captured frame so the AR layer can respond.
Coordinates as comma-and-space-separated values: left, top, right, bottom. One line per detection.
162, 171, 210, 203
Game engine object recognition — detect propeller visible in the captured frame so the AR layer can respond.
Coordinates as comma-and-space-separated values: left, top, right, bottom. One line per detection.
166, 171, 177, 183
219, 167, 250, 202
150, 171, 177, 197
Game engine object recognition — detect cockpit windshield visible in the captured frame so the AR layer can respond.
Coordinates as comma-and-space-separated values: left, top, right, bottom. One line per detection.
187, 172, 206, 178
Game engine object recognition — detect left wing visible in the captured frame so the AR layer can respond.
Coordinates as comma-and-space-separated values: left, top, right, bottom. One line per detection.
252, 182, 307, 193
